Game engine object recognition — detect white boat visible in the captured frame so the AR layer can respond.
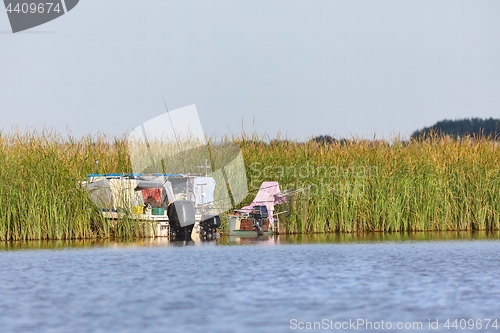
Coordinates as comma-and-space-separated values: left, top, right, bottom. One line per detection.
81, 173, 221, 240
81, 104, 246, 240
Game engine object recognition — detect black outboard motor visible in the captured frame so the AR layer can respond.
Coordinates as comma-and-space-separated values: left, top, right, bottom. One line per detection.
167, 200, 196, 241
250, 205, 268, 234
199, 214, 221, 240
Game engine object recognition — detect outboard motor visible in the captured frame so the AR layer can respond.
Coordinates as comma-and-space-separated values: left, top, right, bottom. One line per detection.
250, 205, 268, 234
167, 200, 196, 241
199, 214, 221, 240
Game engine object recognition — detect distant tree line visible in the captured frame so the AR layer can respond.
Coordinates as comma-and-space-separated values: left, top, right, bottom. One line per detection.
411, 118, 500, 140
309, 135, 387, 146
309, 118, 500, 144
311, 135, 346, 145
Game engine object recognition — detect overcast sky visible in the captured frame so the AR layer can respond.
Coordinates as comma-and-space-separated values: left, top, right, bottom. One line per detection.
1, 0, 500, 141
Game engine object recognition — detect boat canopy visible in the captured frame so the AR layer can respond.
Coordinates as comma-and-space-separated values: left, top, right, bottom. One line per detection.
81, 174, 216, 211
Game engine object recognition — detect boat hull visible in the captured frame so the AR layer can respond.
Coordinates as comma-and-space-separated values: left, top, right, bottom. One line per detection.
228, 230, 273, 237
228, 215, 273, 236
101, 211, 202, 238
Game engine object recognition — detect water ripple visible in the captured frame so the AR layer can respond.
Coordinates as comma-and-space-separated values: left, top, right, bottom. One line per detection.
0, 238, 500, 332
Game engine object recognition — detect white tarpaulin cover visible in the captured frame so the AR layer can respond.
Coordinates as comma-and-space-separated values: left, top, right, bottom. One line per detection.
82, 177, 143, 210
82, 175, 218, 211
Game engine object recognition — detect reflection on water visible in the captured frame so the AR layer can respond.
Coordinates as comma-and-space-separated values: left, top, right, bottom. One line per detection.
275, 229, 500, 244
2, 230, 500, 250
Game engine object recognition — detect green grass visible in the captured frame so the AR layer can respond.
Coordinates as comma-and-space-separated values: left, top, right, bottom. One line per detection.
0, 130, 143, 241
239, 136, 500, 233
1, 130, 499, 240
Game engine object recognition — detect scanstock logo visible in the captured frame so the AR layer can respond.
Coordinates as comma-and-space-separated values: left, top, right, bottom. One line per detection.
3, 0, 79, 33
128, 105, 249, 215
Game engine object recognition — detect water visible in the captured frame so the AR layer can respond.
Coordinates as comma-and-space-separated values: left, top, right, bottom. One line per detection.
1, 233, 500, 333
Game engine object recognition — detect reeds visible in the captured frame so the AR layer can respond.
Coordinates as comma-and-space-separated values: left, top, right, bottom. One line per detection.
1, 129, 499, 240
0, 130, 143, 241
239, 135, 500, 233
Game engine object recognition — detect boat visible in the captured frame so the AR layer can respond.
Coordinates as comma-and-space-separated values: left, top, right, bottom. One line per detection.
80, 172, 221, 240
80, 104, 248, 241
226, 181, 304, 237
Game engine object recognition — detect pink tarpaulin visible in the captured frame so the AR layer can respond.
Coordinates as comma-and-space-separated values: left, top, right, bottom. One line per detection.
238, 181, 286, 226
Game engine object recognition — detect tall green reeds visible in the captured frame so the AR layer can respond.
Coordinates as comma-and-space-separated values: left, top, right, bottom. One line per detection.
240, 135, 500, 233
1, 129, 499, 240
0, 130, 146, 241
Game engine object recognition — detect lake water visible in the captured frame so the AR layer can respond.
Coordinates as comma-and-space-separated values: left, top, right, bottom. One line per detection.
1, 232, 500, 333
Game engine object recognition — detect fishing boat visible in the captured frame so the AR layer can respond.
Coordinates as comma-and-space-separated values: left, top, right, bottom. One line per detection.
228, 181, 297, 236
81, 172, 221, 240
80, 104, 246, 241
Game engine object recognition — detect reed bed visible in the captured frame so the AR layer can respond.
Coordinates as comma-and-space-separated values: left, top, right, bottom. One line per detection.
240, 136, 500, 233
0, 130, 142, 241
1, 129, 499, 240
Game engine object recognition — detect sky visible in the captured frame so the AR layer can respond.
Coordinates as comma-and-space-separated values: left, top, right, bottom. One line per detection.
1, 0, 500, 141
